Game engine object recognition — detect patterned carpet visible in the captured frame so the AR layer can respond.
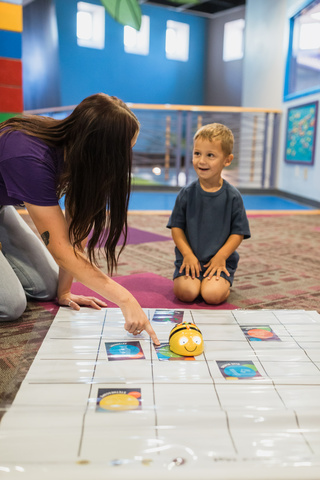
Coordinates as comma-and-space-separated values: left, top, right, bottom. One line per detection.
1, 210, 320, 412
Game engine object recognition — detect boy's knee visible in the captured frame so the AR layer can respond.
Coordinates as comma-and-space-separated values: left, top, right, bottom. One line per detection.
202, 292, 227, 305
201, 283, 230, 305
175, 289, 199, 303
173, 280, 199, 303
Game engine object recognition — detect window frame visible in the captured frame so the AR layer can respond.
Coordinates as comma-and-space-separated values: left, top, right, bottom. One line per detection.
284, 0, 320, 101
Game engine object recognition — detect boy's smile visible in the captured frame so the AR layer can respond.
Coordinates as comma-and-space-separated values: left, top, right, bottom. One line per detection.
192, 138, 233, 190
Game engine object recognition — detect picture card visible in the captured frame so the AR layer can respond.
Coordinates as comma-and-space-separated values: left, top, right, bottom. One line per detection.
241, 326, 281, 341
155, 342, 195, 361
105, 341, 145, 361
96, 388, 142, 412
152, 309, 184, 323
217, 361, 262, 379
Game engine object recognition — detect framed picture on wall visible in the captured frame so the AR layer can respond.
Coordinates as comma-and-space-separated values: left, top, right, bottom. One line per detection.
285, 101, 318, 165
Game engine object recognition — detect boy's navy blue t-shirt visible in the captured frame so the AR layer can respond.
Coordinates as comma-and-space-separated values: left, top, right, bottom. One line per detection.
167, 179, 251, 265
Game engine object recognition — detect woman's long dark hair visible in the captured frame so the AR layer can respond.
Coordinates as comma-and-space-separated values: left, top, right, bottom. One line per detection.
0, 93, 140, 275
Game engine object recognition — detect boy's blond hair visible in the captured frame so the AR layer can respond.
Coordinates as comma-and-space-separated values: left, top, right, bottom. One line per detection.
194, 123, 234, 156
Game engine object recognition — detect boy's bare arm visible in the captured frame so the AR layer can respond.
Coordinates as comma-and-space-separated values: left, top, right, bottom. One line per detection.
171, 227, 201, 279
203, 234, 244, 280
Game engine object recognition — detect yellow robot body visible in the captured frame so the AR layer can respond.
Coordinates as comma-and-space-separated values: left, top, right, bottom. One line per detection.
169, 322, 204, 356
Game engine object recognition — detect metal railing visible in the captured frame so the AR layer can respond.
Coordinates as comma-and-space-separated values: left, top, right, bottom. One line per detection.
24, 104, 282, 189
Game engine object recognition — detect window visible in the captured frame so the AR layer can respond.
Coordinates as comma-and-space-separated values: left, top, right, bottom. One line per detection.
223, 19, 245, 62
77, 2, 105, 49
165, 20, 189, 62
124, 15, 150, 55
285, 0, 320, 100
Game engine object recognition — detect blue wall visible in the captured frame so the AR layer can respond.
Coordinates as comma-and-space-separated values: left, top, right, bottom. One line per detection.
54, 0, 207, 106
23, 0, 61, 110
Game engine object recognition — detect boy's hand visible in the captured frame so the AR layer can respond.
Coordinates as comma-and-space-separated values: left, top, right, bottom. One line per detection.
180, 253, 201, 279
203, 254, 230, 280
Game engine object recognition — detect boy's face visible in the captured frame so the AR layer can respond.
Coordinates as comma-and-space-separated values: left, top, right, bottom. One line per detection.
192, 137, 233, 185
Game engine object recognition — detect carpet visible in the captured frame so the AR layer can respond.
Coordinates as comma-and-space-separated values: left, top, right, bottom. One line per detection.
88, 226, 171, 248
70, 273, 238, 310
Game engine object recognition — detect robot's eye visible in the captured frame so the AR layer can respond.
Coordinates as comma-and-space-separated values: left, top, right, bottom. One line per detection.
179, 337, 188, 345
193, 336, 202, 345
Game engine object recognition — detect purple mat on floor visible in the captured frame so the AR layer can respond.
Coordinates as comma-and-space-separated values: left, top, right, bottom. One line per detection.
71, 273, 238, 310
87, 227, 171, 248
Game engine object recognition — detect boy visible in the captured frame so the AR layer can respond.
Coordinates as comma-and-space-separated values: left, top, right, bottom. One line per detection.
167, 123, 250, 305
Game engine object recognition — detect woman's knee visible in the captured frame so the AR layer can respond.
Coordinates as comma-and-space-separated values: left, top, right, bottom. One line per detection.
43, 281, 58, 301
0, 291, 27, 322
27, 282, 57, 302
0, 247, 27, 321
25, 267, 58, 302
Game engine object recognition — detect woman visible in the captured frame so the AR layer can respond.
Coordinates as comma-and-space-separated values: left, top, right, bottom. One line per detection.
0, 93, 159, 344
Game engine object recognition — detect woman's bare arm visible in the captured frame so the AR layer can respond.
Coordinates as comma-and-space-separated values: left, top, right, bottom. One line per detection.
24, 202, 160, 344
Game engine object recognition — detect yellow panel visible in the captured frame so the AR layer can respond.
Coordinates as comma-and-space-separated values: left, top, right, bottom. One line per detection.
0, 2, 23, 32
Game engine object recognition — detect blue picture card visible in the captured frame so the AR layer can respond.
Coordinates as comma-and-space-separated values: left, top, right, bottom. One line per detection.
105, 341, 145, 361
152, 309, 184, 323
217, 361, 262, 380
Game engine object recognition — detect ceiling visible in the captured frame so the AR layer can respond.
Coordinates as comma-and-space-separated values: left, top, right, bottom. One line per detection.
140, 0, 246, 17
23, 0, 246, 17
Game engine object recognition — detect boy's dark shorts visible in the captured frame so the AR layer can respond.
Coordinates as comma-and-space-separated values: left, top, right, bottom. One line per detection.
173, 252, 239, 287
